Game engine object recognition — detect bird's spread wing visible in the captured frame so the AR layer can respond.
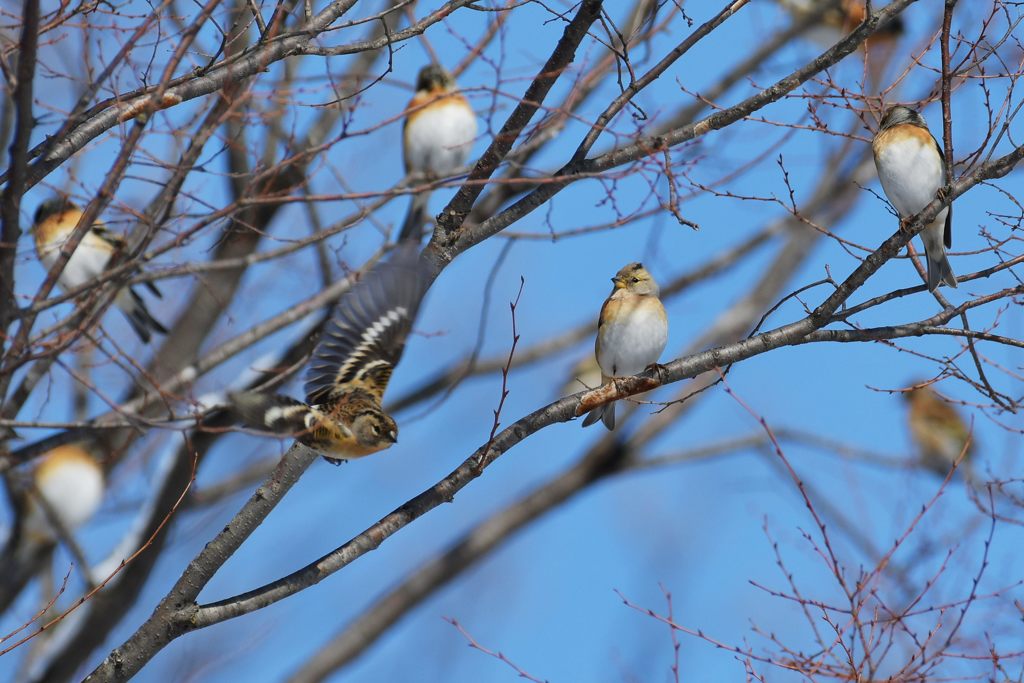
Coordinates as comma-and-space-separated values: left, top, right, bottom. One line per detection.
305, 243, 428, 405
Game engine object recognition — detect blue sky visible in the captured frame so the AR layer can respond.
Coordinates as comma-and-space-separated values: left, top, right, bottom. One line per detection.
3, 0, 1024, 681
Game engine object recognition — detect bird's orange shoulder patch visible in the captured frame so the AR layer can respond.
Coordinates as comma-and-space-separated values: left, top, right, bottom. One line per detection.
872, 123, 935, 157
34, 208, 85, 251
36, 445, 97, 481
404, 89, 469, 130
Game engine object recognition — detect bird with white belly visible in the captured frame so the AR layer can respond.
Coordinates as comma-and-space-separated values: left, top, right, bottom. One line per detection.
582, 263, 669, 431
31, 198, 167, 341
398, 64, 477, 242
872, 105, 957, 291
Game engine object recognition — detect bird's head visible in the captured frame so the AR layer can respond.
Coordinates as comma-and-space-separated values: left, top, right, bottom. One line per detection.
612, 262, 660, 296
351, 411, 398, 449
32, 197, 76, 231
879, 105, 927, 131
416, 64, 454, 93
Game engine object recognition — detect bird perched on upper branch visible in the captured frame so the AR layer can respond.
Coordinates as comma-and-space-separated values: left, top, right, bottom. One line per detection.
32, 197, 167, 342
904, 383, 974, 481
872, 105, 957, 291
582, 263, 668, 431
398, 64, 477, 242
231, 244, 429, 463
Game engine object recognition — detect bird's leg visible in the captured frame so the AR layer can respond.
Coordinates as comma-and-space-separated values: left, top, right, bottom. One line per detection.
936, 184, 952, 203
645, 362, 668, 384
899, 216, 914, 232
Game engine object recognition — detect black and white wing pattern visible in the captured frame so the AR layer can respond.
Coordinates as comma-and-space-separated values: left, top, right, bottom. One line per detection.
305, 244, 429, 405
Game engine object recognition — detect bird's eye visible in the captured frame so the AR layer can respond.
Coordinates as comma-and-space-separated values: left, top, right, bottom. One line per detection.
631, 277, 640, 283
372, 425, 381, 435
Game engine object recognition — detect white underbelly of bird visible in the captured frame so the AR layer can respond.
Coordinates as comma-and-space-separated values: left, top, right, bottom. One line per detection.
875, 137, 947, 223
405, 101, 477, 174
597, 305, 668, 377
39, 236, 111, 290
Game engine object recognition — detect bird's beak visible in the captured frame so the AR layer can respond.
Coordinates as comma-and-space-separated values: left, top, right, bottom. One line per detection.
611, 276, 625, 289
388, 430, 398, 443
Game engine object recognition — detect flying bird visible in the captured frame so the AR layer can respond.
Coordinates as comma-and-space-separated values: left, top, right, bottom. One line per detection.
232, 244, 429, 463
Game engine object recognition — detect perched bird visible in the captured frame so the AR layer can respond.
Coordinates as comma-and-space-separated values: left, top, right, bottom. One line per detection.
32, 198, 167, 342
582, 263, 669, 431
872, 105, 957, 291
0, 443, 104, 614
21, 444, 106, 544
398, 64, 477, 242
904, 384, 973, 480
231, 244, 429, 463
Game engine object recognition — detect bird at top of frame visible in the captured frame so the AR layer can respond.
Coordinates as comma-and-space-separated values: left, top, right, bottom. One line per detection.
398, 63, 478, 243
777, 0, 904, 45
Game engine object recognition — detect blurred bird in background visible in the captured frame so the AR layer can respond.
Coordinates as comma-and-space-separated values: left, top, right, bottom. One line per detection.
582, 263, 668, 431
0, 443, 105, 612
32, 198, 167, 342
777, 0, 904, 45
777, 0, 903, 92
20, 444, 106, 545
399, 64, 477, 242
232, 244, 429, 463
904, 383, 974, 482
872, 105, 957, 291
561, 354, 604, 398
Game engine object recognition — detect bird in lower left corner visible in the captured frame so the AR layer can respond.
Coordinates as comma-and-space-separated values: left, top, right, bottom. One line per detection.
904, 383, 974, 481
31, 197, 168, 342
22, 444, 105, 541
582, 262, 669, 431
398, 64, 477, 242
872, 105, 958, 291
231, 243, 429, 463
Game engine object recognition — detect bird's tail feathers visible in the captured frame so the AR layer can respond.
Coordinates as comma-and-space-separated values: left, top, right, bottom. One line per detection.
229, 392, 312, 436
921, 225, 957, 291
398, 192, 432, 243
581, 402, 615, 430
925, 249, 958, 291
117, 288, 167, 343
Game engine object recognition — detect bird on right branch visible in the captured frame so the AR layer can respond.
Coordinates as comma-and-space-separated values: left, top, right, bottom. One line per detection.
872, 105, 958, 291
398, 64, 477, 242
582, 263, 668, 431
